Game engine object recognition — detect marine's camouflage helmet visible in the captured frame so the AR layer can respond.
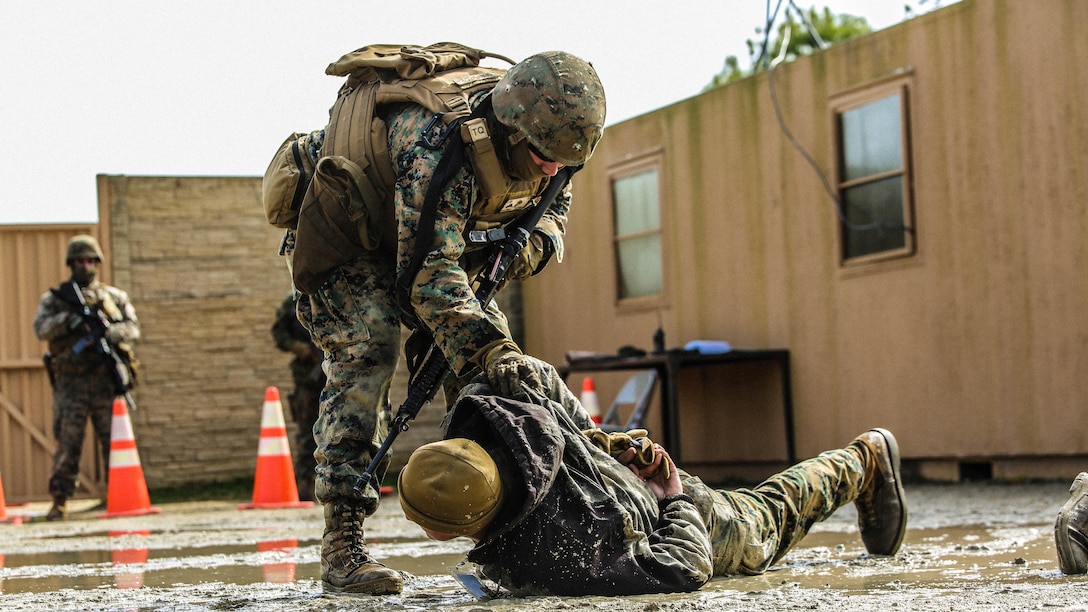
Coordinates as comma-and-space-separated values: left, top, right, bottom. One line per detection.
66, 235, 104, 265
492, 51, 606, 167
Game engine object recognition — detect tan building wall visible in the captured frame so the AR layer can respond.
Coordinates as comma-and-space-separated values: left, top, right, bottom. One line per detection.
96, 174, 297, 488
523, 0, 1088, 482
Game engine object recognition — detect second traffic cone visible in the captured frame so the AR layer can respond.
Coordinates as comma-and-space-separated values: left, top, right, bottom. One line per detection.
580, 377, 602, 425
239, 387, 314, 509
99, 399, 161, 519
110, 529, 150, 589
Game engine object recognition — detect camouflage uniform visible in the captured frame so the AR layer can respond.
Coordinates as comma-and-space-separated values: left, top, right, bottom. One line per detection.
289, 96, 571, 511
33, 276, 140, 509
271, 293, 324, 502
444, 358, 874, 595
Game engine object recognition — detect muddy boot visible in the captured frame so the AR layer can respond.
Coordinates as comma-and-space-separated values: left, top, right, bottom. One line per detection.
852, 428, 907, 555
1055, 472, 1088, 575
45, 496, 67, 522
321, 502, 403, 594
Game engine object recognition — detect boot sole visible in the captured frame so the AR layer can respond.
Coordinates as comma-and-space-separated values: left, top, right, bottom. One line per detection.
1055, 472, 1088, 575
869, 427, 908, 555
322, 574, 404, 595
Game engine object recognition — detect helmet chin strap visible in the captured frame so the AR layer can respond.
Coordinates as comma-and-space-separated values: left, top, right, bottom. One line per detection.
492, 127, 544, 182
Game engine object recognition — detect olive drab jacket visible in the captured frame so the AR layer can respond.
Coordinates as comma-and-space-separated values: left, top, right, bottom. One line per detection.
447, 360, 713, 596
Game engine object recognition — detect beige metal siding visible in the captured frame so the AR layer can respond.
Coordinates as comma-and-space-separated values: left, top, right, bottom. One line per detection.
0, 225, 103, 503
524, 0, 1088, 480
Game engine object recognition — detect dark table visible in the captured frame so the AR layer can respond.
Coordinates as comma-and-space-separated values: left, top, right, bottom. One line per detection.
559, 349, 795, 464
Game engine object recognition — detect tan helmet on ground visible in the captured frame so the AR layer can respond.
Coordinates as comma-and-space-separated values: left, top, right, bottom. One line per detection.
66, 235, 104, 265
398, 438, 504, 537
492, 51, 606, 167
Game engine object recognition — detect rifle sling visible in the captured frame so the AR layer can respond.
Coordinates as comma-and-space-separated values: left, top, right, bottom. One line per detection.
397, 97, 495, 298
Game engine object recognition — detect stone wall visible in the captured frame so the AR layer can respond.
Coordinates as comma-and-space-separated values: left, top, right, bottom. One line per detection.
99, 174, 519, 489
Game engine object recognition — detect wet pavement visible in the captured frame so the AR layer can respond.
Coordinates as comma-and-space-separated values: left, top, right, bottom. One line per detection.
1, 481, 1087, 611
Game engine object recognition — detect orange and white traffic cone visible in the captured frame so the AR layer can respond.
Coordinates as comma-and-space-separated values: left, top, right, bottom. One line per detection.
239, 387, 314, 510
580, 377, 602, 425
110, 529, 150, 589
258, 538, 298, 583
99, 398, 161, 519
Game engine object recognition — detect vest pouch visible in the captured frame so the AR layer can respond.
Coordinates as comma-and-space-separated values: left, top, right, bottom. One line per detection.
262, 132, 317, 228
292, 156, 375, 294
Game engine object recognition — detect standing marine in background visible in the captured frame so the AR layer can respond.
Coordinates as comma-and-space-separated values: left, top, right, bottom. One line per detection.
32, 235, 140, 521
279, 47, 606, 595
271, 293, 324, 502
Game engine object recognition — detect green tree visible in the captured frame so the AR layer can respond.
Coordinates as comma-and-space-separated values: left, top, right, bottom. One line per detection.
707, 5, 873, 89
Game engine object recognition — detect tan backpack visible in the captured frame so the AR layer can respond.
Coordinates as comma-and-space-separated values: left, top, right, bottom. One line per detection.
262, 42, 513, 231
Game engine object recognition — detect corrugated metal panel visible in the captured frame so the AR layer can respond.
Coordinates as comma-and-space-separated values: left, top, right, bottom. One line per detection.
523, 0, 1088, 478
0, 225, 105, 503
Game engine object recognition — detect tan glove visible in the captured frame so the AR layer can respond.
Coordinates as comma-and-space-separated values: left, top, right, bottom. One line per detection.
582, 428, 670, 479
482, 339, 543, 399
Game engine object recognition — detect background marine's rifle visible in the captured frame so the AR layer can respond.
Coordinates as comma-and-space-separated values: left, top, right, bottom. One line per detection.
54, 280, 137, 411
354, 165, 577, 493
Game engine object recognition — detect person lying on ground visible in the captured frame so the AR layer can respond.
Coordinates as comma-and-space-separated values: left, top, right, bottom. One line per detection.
397, 355, 907, 596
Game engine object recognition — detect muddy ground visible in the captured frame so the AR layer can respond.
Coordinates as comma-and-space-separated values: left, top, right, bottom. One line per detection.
2, 481, 1087, 611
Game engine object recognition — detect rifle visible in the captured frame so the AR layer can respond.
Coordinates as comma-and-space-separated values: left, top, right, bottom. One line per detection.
43, 352, 56, 388
54, 280, 137, 412
354, 165, 578, 493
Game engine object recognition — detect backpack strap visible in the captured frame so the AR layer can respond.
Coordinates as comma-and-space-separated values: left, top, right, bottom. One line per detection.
395, 100, 483, 297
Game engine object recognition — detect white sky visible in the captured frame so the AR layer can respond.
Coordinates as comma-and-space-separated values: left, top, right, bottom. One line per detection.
1, 0, 954, 224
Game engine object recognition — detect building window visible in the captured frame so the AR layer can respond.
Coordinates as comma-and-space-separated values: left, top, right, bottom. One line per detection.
834, 79, 915, 264
612, 165, 663, 301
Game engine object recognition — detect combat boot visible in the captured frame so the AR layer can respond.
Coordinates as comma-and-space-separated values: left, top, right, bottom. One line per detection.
851, 428, 907, 555
321, 502, 403, 594
45, 496, 67, 522
1055, 472, 1088, 575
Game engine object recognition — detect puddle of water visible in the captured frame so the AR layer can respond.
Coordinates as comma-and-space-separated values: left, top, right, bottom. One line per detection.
722, 524, 1065, 595
0, 523, 1066, 597
0, 533, 472, 596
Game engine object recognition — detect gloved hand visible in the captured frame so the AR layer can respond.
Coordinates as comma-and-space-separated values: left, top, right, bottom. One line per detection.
482, 340, 543, 399
506, 231, 553, 281
582, 428, 670, 479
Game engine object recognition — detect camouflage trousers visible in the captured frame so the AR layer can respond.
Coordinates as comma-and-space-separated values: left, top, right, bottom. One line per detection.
49, 376, 115, 500
295, 249, 512, 513
295, 251, 400, 514
682, 441, 868, 576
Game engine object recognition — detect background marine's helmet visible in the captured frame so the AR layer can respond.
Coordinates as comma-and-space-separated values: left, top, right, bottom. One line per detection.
66, 235, 105, 265
492, 51, 606, 167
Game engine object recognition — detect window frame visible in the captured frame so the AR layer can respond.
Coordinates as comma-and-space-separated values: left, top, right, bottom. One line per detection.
608, 150, 668, 312
830, 72, 916, 267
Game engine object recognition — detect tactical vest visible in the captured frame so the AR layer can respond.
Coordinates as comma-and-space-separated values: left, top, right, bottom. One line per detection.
266, 44, 543, 231
48, 285, 126, 375
268, 43, 550, 293
320, 58, 547, 242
